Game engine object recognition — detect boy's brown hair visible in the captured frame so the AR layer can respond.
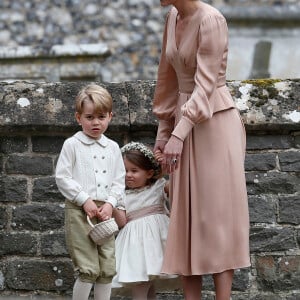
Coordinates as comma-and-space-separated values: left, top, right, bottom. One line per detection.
75, 84, 112, 114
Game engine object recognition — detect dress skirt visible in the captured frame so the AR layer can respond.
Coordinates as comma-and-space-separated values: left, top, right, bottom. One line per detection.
162, 92, 251, 275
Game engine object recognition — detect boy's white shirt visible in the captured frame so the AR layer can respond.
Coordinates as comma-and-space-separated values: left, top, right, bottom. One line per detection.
55, 131, 125, 207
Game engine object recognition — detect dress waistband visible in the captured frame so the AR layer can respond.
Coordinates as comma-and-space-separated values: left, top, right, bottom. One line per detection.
126, 204, 166, 222
178, 74, 226, 94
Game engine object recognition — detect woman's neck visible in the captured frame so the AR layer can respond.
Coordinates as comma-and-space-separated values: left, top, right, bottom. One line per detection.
175, 0, 201, 19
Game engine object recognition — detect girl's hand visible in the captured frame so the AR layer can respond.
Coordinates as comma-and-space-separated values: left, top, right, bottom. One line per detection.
154, 149, 164, 163
163, 135, 183, 173
154, 140, 167, 156
98, 202, 113, 221
155, 150, 170, 174
83, 198, 100, 219
112, 208, 127, 229
154, 140, 167, 166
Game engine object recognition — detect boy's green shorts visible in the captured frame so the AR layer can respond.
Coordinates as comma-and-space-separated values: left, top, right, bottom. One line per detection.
65, 200, 116, 284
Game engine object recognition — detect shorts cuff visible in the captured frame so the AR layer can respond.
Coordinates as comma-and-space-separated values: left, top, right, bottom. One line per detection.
96, 276, 114, 284
79, 274, 97, 283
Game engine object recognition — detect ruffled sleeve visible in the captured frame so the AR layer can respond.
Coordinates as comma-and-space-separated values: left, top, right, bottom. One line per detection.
172, 14, 228, 141
152, 12, 179, 142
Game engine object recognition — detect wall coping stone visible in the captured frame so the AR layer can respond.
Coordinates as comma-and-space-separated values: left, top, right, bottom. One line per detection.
221, 5, 300, 22
0, 79, 299, 134
0, 43, 110, 60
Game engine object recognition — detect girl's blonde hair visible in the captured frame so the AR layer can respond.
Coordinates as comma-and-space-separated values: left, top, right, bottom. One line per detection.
75, 84, 112, 114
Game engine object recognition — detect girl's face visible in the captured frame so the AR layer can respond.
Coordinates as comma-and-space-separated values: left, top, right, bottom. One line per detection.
124, 158, 154, 189
75, 100, 112, 140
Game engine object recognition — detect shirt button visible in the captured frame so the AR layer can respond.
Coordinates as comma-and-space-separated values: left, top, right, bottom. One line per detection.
94, 155, 97, 159
103, 170, 107, 173
98, 184, 100, 187
102, 156, 105, 159
105, 185, 108, 188
95, 170, 98, 173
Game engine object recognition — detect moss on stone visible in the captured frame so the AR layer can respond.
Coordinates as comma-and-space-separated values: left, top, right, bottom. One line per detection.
241, 78, 281, 88
242, 79, 283, 100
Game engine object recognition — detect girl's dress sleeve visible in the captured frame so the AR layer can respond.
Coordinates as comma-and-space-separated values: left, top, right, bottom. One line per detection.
172, 14, 229, 141
152, 12, 179, 142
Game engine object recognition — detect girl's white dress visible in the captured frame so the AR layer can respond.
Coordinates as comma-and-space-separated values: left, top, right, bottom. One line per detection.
112, 178, 170, 287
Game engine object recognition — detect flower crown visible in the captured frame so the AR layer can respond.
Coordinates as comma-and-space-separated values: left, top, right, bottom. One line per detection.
121, 142, 159, 170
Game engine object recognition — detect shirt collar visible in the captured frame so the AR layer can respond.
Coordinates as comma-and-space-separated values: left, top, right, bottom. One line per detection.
74, 131, 108, 147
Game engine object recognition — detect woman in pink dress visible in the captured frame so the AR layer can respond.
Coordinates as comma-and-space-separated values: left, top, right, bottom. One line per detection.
153, 1, 251, 299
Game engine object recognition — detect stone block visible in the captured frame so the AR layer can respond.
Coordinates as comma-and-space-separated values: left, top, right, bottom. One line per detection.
0, 176, 27, 202
246, 135, 294, 150
41, 233, 68, 256
32, 177, 65, 203
198, 268, 249, 292
250, 293, 282, 300
12, 204, 64, 231
32, 136, 66, 154
246, 171, 299, 195
278, 195, 300, 225
278, 151, 300, 172
232, 268, 251, 292
0, 207, 7, 230
0, 233, 37, 255
256, 255, 300, 292
0, 44, 110, 82
248, 195, 276, 223
0, 81, 129, 133
245, 153, 276, 171
295, 135, 300, 149
125, 80, 157, 129
5, 155, 53, 175
250, 227, 296, 252
105, 82, 130, 130
5, 259, 74, 291
0, 137, 28, 154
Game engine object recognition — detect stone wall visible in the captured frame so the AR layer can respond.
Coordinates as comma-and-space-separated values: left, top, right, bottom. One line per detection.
0, 79, 299, 299
0, 1, 300, 82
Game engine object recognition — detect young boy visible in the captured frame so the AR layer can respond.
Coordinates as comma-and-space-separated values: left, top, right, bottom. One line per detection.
55, 84, 125, 300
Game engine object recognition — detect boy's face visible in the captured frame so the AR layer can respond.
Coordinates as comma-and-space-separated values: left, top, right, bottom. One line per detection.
75, 100, 112, 139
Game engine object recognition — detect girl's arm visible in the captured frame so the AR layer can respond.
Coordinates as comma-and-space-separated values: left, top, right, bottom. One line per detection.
164, 181, 170, 198
113, 208, 127, 229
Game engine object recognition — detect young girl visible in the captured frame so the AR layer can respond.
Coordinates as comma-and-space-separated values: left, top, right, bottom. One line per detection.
112, 142, 170, 299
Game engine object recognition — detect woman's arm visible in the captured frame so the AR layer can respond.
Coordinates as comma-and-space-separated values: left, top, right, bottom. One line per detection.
171, 14, 229, 142
153, 11, 178, 143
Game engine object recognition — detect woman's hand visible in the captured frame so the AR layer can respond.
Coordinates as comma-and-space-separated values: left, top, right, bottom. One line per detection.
163, 135, 183, 173
154, 140, 167, 155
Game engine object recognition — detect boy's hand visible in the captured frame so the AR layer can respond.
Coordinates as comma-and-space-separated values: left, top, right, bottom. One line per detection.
83, 198, 100, 219
98, 202, 113, 221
